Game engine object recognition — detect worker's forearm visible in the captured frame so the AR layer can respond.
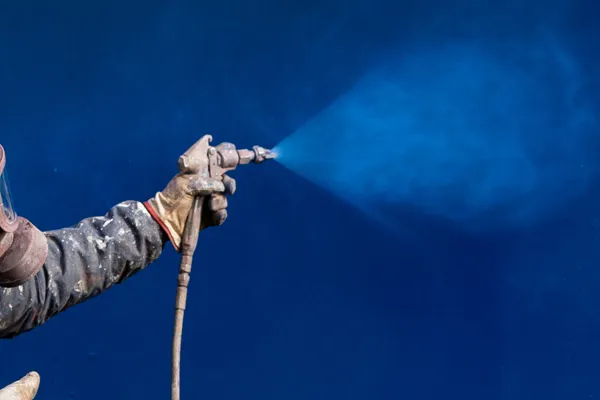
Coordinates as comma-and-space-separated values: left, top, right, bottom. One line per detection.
0, 201, 168, 338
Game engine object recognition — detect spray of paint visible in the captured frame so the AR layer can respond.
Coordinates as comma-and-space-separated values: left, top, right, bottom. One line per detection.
274, 38, 599, 231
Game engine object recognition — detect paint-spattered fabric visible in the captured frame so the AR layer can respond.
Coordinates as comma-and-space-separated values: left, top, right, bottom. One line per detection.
0, 201, 168, 338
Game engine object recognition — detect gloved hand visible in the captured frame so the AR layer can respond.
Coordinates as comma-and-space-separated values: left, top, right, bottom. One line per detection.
0, 371, 40, 400
144, 135, 236, 252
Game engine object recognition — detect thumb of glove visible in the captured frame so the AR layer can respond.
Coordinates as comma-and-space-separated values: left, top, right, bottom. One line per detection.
0, 371, 40, 400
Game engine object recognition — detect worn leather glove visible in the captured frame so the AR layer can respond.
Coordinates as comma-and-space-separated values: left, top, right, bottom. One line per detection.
144, 135, 236, 252
0, 371, 40, 400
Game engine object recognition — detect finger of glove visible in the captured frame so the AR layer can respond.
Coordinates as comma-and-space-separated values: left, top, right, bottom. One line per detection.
209, 193, 228, 211
222, 174, 236, 195
211, 209, 228, 226
188, 177, 225, 196
0, 371, 40, 400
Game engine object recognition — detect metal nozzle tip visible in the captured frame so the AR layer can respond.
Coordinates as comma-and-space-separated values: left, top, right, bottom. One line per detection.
264, 149, 277, 159
252, 145, 277, 163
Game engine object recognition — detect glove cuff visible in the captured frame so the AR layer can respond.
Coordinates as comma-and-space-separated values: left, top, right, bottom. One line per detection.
143, 198, 182, 252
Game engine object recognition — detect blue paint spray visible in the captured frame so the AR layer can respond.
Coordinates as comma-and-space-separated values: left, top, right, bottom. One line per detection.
273, 37, 599, 232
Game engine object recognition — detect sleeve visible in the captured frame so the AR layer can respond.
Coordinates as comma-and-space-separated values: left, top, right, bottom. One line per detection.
0, 200, 169, 338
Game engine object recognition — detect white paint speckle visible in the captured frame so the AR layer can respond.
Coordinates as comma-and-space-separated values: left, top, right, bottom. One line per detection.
67, 235, 82, 249
49, 280, 58, 295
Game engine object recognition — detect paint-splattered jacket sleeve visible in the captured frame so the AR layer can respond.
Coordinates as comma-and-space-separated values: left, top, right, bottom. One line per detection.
0, 201, 169, 338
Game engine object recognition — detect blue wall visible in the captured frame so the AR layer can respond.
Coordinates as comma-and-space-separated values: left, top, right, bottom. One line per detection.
1, 0, 599, 399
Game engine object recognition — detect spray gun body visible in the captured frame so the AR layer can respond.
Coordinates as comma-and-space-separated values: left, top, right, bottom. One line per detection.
177, 135, 276, 178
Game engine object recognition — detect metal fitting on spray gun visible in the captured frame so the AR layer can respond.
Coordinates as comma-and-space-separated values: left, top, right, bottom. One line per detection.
238, 145, 277, 164
171, 135, 275, 400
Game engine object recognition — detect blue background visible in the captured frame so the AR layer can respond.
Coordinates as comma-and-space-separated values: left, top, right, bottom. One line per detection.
1, 0, 600, 399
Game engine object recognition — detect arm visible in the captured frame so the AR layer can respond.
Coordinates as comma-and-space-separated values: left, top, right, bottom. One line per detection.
0, 201, 168, 338
0, 137, 234, 339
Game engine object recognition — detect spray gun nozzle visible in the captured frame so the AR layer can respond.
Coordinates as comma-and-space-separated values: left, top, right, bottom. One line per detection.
263, 148, 277, 160
251, 146, 277, 163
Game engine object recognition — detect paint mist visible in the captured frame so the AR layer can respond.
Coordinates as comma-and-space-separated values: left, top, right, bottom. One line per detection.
274, 38, 599, 232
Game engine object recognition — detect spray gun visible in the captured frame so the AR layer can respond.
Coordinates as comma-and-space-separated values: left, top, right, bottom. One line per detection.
171, 135, 276, 400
